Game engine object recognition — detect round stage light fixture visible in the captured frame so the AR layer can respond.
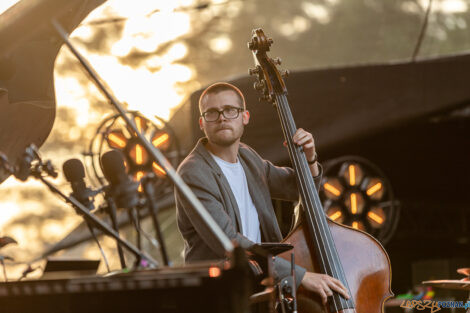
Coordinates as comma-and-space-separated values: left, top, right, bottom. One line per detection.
85, 111, 181, 195
320, 156, 399, 244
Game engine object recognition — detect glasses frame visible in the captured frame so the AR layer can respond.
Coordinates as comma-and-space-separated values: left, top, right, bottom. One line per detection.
201, 106, 245, 122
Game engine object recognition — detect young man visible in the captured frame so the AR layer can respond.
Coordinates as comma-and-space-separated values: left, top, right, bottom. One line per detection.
175, 82, 349, 304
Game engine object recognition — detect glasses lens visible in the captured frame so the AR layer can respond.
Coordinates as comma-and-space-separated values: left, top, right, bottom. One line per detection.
204, 110, 219, 122
223, 107, 240, 119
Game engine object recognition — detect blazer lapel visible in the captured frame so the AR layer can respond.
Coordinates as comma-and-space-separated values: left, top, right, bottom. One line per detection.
194, 138, 243, 232
239, 157, 283, 243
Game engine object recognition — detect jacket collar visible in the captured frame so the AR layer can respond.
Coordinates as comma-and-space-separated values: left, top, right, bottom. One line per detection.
193, 137, 223, 175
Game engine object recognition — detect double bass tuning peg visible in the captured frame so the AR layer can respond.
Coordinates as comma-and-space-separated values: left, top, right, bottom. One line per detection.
259, 94, 272, 102
273, 57, 282, 65
249, 67, 259, 76
254, 81, 264, 91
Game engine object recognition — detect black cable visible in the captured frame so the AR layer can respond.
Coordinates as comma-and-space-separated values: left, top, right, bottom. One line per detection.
412, 0, 433, 61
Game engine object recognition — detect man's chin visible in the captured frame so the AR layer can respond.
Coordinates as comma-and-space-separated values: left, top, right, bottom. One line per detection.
208, 135, 238, 147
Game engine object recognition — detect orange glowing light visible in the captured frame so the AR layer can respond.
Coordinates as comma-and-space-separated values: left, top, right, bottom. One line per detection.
329, 211, 342, 221
135, 171, 144, 192
367, 182, 382, 196
130, 144, 148, 165
351, 221, 365, 230
136, 145, 143, 164
135, 116, 144, 133
152, 133, 169, 147
152, 163, 166, 177
108, 132, 127, 148
324, 183, 341, 196
135, 171, 144, 180
350, 193, 357, 214
367, 212, 384, 224
208, 266, 221, 278
349, 165, 356, 186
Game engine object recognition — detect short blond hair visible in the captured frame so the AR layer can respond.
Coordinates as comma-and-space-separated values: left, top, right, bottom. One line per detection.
198, 82, 246, 114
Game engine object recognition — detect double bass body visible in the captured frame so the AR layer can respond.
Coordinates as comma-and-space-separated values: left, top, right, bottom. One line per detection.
280, 217, 393, 313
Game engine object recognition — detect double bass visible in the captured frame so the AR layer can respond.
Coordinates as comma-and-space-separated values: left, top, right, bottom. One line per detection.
248, 29, 393, 313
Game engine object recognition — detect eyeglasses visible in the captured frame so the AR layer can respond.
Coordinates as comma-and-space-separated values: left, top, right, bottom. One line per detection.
201, 106, 244, 122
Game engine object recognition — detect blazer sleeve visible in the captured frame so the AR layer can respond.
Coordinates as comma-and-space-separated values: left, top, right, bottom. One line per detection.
264, 159, 324, 201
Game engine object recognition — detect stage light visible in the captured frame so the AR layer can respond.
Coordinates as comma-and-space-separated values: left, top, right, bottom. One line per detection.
152, 163, 166, 178
365, 177, 385, 200
86, 111, 182, 194
320, 156, 399, 244
326, 205, 345, 224
134, 116, 147, 133
135, 171, 145, 192
323, 177, 343, 200
367, 206, 386, 228
152, 132, 170, 150
344, 192, 365, 215
129, 143, 149, 165
340, 163, 363, 187
351, 221, 365, 231
107, 130, 127, 149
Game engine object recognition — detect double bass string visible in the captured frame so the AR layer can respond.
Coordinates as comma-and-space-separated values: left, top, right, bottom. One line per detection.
283, 92, 355, 311
281, 93, 353, 309
277, 94, 350, 310
276, 93, 354, 311
274, 93, 345, 312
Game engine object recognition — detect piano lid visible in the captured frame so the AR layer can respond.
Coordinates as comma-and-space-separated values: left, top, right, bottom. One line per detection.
0, 0, 105, 183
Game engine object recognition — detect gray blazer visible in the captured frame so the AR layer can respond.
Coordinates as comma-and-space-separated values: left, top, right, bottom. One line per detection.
175, 137, 323, 284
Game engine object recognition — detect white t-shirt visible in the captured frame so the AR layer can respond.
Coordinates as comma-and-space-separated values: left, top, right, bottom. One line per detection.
210, 153, 261, 243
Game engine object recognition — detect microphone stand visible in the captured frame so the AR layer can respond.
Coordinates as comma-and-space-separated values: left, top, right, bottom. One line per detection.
43, 177, 157, 267
12, 146, 159, 268
52, 19, 234, 256
141, 174, 170, 266
128, 207, 142, 251
104, 194, 127, 269
84, 221, 111, 273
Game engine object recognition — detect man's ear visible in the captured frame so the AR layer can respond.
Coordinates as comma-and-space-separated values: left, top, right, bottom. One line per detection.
242, 110, 250, 125
199, 116, 204, 130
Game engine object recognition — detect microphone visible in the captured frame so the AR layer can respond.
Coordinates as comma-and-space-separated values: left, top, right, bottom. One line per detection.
101, 150, 140, 268
101, 150, 139, 209
15, 147, 35, 181
63, 159, 96, 211
63, 158, 111, 272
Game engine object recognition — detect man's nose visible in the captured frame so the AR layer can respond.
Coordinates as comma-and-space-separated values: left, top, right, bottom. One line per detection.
217, 112, 227, 122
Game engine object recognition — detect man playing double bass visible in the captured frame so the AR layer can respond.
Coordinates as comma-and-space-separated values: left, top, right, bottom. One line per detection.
174, 82, 349, 304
